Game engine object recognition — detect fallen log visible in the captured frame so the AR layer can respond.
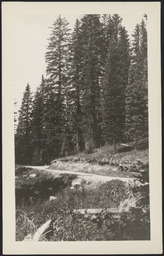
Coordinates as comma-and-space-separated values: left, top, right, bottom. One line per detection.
73, 208, 119, 215
73, 204, 142, 215
24, 219, 51, 241
121, 143, 132, 147
118, 143, 133, 153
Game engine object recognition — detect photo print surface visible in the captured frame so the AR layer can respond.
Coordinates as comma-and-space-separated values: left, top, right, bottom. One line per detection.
2, 3, 162, 254
14, 12, 150, 242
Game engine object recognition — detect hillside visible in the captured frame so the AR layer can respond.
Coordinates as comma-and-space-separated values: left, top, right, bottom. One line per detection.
50, 145, 148, 177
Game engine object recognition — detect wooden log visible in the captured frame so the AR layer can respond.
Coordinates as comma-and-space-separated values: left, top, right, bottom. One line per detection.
118, 143, 133, 153
73, 208, 119, 215
120, 143, 132, 147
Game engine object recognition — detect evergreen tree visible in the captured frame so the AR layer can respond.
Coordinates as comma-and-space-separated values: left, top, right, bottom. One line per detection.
125, 18, 148, 144
45, 16, 70, 159
80, 14, 103, 151
102, 15, 130, 148
66, 19, 84, 152
100, 14, 114, 73
117, 26, 131, 139
31, 75, 46, 164
15, 83, 33, 164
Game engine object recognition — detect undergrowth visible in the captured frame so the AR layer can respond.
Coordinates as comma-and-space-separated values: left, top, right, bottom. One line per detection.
15, 146, 150, 241
51, 147, 148, 177
16, 177, 150, 241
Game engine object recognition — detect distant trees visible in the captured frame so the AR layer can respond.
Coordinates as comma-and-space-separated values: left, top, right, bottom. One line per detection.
15, 83, 33, 164
15, 15, 148, 164
31, 76, 46, 164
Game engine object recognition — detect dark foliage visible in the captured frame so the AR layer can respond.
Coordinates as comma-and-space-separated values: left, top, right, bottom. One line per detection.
15, 15, 148, 167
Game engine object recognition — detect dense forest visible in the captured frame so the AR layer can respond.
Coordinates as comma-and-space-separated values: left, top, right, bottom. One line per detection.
15, 14, 148, 165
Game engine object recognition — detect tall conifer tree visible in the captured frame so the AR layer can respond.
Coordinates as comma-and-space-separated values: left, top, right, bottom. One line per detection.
79, 14, 103, 151
45, 16, 70, 159
125, 18, 148, 144
66, 19, 84, 152
102, 15, 130, 147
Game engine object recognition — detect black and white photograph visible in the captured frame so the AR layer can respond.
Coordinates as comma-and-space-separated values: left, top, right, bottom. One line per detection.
2, 2, 162, 254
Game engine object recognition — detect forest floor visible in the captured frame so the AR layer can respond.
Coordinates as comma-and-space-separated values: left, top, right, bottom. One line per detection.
15, 145, 150, 241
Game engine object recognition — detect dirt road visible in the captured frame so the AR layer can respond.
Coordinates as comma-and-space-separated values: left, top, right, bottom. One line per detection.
26, 165, 135, 185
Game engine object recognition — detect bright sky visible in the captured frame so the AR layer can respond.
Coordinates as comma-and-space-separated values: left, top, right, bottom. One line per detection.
3, 2, 147, 111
